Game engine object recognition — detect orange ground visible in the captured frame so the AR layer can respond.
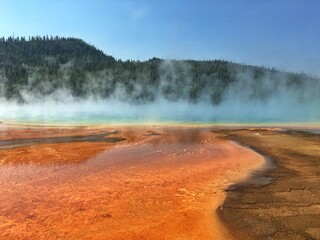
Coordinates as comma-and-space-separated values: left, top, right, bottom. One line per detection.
0, 125, 265, 239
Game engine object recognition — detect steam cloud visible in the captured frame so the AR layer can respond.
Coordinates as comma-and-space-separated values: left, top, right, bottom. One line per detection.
0, 60, 319, 124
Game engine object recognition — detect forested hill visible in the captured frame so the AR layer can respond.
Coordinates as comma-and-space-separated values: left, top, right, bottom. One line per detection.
0, 36, 319, 104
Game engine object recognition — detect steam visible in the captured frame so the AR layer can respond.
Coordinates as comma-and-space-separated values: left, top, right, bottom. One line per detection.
0, 98, 318, 125
0, 60, 319, 124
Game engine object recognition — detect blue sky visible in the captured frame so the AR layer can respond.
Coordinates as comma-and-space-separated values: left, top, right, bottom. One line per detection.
1, 0, 320, 76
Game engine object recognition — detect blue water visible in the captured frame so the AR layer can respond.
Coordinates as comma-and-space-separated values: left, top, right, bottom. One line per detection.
1, 101, 319, 126
0, 114, 261, 125
1, 113, 319, 127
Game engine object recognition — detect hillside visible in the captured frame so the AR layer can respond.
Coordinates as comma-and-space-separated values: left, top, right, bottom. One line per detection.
0, 36, 319, 105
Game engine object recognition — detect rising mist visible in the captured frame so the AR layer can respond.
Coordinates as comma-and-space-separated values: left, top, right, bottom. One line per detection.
0, 37, 319, 124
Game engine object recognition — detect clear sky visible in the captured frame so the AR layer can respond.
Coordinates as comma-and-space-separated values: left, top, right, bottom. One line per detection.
1, 0, 320, 76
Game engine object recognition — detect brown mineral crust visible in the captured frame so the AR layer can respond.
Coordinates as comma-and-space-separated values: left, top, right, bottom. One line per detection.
217, 129, 320, 240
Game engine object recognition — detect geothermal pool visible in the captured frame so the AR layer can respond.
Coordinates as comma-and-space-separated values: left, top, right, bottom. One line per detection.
1, 99, 319, 126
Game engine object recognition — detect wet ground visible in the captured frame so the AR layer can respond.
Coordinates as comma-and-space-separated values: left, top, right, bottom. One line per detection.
0, 125, 264, 239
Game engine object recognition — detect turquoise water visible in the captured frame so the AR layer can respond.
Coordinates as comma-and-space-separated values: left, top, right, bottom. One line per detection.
1, 113, 319, 127
0, 101, 319, 126
0, 114, 260, 125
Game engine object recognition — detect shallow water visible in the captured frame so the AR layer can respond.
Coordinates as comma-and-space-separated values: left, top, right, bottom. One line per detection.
302, 129, 320, 134
0, 127, 265, 239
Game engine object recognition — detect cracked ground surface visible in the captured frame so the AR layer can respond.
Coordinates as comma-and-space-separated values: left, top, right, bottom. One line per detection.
217, 129, 320, 240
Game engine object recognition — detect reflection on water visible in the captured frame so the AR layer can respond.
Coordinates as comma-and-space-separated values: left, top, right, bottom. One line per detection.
0, 131, 124, 150
302, 129, 320, 134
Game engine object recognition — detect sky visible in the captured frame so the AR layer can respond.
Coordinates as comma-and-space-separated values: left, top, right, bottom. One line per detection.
1, 0, 320, 76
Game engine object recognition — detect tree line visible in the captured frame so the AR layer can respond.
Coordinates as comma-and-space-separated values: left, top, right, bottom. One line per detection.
0, 36, 318, 104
